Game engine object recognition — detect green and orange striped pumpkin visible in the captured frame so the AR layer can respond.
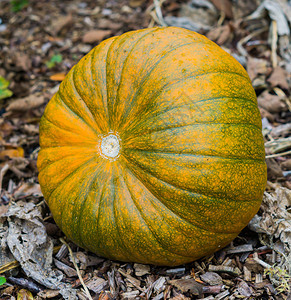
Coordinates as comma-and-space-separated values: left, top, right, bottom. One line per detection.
37, 27, 267, 266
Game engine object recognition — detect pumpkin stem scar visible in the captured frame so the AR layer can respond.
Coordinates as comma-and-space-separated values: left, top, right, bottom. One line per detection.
100, 134, 121, 159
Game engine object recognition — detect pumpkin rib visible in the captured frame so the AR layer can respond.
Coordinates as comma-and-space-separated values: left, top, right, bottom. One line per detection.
57, 87, 103, 135
127, 121, 263, 137
68, 66, 103, 131
122, 167, 201, 258
123, 148, 265, 164
111, 28, 161, 126
123, 154, 262, 204
122, 156, 263, 235
56, 92, 100, 136
44, 156, 97, 205
123, 96, 261, 137
115, 164, 171, 261
117, 71, 254, 132
90, 44, 112, 126
115, 42, 195, 127
58, 159, 108, 246
123, 157, 242, 235
73, 160, 109, 250
94, 171, 114, 258
40, 115, 98, 146
110, 164, 140, 262
105, 29, 156, 129
72, 61, 101, 127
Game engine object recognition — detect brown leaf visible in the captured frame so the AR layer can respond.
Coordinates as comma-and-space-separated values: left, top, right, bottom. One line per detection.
12, 182, 42, 200
207, 24, 232, 45
0, 147, 24, 160
247, 57, 269, 82
52, 13, 74, 35
0, 205, 9, 217
281, 159, 291, 170
0, 122, 14, 137
13, 53, 32, 72
129, 0, 145, 8
209, 0, 233, 18
98, 19, 122, 30
267, 66, 289, 90
49, 73, 66, 81
82, 30, 112, 44
169, 278, 203, 296
6, 94, 45, 112
257, 90, 287, 113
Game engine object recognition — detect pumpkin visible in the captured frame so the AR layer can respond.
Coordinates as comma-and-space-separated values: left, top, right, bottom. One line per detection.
37, 27, 267, 266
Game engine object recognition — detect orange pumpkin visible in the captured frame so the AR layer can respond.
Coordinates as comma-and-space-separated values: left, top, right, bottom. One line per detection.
37, 27, 267, 266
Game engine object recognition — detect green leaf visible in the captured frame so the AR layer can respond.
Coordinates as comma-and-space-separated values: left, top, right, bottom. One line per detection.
46, 54, 63, 69
0, 76, 13, 100
10, 0, 29, 12
0, 277, 6, 286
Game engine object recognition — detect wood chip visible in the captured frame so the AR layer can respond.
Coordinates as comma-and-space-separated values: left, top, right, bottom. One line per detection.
225, 244, 253, 254
200, 272, 223, 285
169, 278, 203, 296
85, 276, 108, 293
166, 267, 185, 275
134, 263, 150, 276
53, 259, 77, 277
237, 280, 254, 297
243, 266, 252, 281
208, 265, 241, 276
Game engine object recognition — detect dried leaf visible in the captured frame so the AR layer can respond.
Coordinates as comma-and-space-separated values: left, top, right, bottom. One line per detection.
267, 67, 289, 90
207, 24, 232, 45
82, 30, 112, 44
17, 289, 34, 300
12, 182, 42, 200
247, 0, 290, 36
52, 13, 74, 35
209, 0, 233, 18
49, 73, 66, 81
6, 94, 45, 112
134, 263, 150, 276
1, 202, 76, 299
257, 90, 287, 113
247, 57, 269, 82
249, 187, 291, 254
0, 147, 24, 160
129, 0, 145, 8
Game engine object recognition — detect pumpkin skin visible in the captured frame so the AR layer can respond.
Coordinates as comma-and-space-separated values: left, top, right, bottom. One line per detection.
37, 27, 267, 266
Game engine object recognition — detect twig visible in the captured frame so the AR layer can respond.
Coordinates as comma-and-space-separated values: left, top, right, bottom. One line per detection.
118, 268, 145, 292
0, 164, 9, 192
265, 150, 291, 159
237, 27, 268, 56
60, 238, 93, 300
153, 0, 167, 27
271, 20, 278, 68
217, 11, 225, 27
